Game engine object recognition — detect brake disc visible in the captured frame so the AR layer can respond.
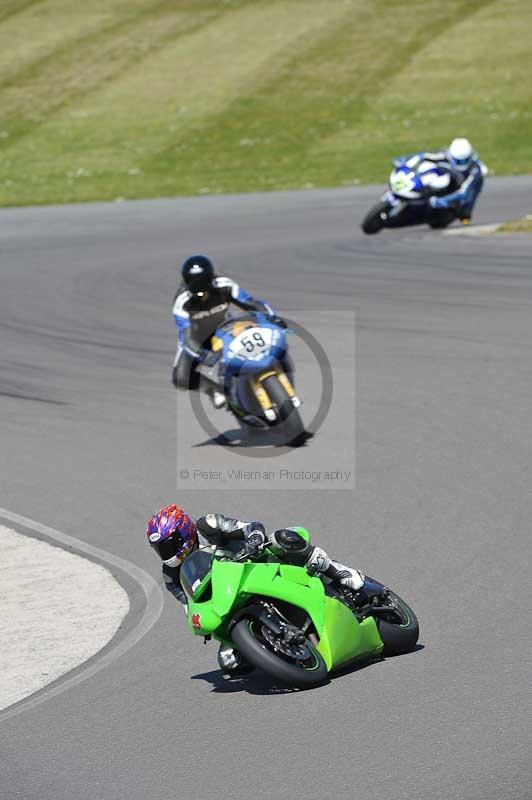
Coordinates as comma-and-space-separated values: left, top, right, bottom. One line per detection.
260, 625, 310, 660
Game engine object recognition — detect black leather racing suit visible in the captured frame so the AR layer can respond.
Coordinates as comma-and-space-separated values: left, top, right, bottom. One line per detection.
162, 515, 364, 604
172, 277, 275, 391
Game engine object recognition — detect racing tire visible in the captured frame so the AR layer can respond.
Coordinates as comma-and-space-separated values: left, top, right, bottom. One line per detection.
262, 374, 306, 447
376, 591, 419, 657
361, 202, 389, 234
231, 617, 329, 688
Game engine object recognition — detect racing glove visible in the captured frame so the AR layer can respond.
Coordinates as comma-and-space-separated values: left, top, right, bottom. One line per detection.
266, 314, 288, 329
242, 529, 267, 556
162, 563, 188, 607
429, 195, 448, 209
197, 514, 266, 546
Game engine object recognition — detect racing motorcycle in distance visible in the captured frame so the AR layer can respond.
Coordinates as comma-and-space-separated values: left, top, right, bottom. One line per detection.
362, 155, 462, 234
180, 533, 419, 689
199, 311, 307, 446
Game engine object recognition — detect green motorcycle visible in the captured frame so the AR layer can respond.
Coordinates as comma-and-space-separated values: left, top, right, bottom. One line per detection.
180, 528, 419, 688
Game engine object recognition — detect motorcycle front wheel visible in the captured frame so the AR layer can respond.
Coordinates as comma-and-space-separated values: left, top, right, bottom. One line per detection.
361, 201, 389, 234
231, 617, 329, 688
262, 374, 307, 447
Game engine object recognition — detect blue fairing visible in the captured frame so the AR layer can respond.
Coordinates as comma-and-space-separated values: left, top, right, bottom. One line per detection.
214, 312, 288, 378
395, 165, 425, 199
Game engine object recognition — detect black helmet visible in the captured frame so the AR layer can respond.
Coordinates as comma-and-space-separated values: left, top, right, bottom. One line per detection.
181, 255, 215, 292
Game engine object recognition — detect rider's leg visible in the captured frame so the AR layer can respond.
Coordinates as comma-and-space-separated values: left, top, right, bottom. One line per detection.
270, 530, 365, 598
173, 347, 224, 406
306, 546, 366, 593
172, 348, 198, 390
459, 175, 484, 221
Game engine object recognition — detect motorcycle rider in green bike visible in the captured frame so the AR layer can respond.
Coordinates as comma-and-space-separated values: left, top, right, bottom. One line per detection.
146, 504, 367, 675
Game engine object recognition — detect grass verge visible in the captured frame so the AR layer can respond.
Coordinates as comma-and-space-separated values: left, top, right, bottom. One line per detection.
498, 216, 532, 233
0, 0, 531, 206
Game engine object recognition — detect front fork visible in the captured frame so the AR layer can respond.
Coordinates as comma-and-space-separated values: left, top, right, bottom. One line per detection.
250, 370, 301, 422
382, 190, 407, 218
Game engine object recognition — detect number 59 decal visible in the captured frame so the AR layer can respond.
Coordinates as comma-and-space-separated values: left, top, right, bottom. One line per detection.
228, 327, 273, 360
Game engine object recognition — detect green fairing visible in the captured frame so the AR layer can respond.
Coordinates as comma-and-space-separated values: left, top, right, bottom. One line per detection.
185, 551, 384, 673
317, 598, 383, 670
243, 563, 326, 632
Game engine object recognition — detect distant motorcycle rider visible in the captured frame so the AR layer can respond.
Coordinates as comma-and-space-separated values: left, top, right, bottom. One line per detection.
398, 138, 487, 222
146, 505, 366, 674
172, 255, 277, 407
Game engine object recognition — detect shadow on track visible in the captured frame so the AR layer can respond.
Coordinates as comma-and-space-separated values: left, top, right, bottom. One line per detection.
192, 428, 314, 450
330, 643, 425, 682
190, 668, 303, 695
190, 645, 423, 695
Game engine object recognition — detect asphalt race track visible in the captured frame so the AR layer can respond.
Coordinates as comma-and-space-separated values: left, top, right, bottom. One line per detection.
1, 177, 531, 800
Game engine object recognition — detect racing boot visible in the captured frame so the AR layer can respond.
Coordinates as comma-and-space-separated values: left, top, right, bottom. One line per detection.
217, 644, 254, 677
306, 547, 368, 606
459, 201, 473, 224
195, 370, 226, 408
210, 389, 226, 409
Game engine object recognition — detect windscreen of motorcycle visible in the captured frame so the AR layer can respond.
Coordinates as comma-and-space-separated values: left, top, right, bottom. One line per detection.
180, 549, 214, 599
389, 167, 423, 200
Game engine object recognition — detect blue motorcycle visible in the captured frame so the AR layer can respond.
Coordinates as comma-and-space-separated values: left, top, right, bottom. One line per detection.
202, 312, 306, 446
362, 155, 459, 234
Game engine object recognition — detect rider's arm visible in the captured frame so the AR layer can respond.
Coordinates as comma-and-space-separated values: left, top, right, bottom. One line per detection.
196, 513, 266, 545
393, 153, 425, 168
172, 290, 202, 358
423, 150, 447, 162
422, 169, 454, 193
162, 563, 187, 605
393, 154, 410, 167
213, 276, 275, 316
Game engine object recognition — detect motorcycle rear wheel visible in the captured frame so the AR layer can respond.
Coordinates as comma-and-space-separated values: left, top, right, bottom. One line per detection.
428, 209, 455, 229
231, 617, 329, 688
375, 591, 419, 657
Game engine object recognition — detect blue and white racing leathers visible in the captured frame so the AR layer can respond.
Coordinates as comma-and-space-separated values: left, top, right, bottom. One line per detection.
397, 151, 487, 218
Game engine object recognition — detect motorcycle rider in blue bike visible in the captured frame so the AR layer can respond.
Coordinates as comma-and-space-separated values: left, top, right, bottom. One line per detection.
172, 255, 282, 408
398, 138, 487, 223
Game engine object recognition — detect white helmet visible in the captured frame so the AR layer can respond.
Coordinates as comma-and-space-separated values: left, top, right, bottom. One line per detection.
447, 138, 475, 172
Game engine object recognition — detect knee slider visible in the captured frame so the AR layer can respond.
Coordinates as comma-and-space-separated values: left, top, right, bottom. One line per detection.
271, 528, 312, 565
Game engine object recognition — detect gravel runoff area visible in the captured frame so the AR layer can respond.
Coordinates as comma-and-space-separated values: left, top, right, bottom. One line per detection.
0, 525, 129, 711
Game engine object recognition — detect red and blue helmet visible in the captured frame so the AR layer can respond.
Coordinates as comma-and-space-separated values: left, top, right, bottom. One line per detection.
146, 505, 198, 567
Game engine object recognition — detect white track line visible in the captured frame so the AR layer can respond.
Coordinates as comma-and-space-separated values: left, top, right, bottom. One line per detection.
0, 507, 164, 724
